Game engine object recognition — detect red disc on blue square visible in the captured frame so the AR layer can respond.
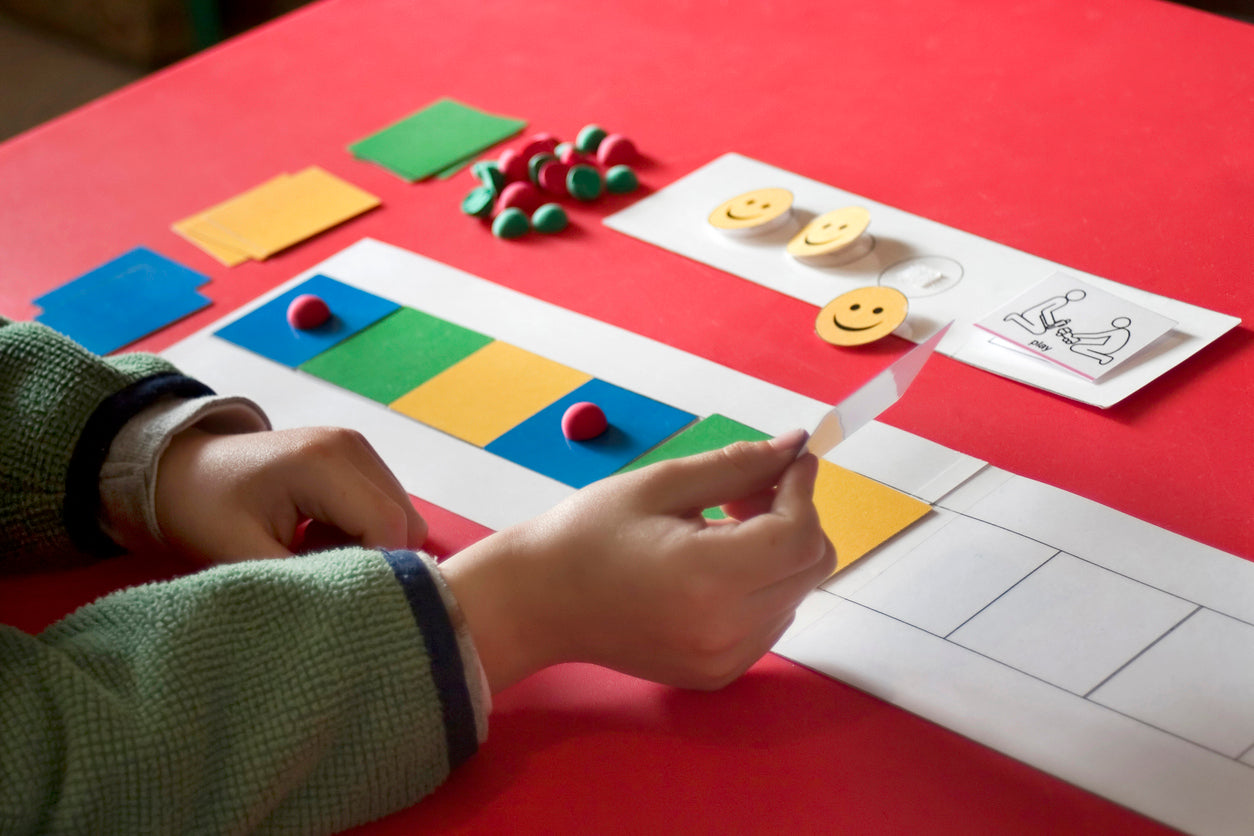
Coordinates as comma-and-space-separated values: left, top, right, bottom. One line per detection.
486, 379, 696, 488
214, 274, 399, 366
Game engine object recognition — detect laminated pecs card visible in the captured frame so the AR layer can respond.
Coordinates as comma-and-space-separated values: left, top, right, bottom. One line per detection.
974, 273, 1177, 381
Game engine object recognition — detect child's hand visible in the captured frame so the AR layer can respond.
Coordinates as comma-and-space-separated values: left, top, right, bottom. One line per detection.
152, 426, 427, 563
442, 429, 835, 692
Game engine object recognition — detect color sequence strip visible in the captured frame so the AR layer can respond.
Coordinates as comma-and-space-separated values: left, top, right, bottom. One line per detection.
214, 274, 930, 570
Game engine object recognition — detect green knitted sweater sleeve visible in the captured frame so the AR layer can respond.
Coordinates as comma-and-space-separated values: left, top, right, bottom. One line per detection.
0, 318, 478, 831
0, 316, 210, 564
0, 548, 464, 834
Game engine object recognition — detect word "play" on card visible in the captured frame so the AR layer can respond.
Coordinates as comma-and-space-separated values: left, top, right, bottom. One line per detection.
974, 273, 1177, 381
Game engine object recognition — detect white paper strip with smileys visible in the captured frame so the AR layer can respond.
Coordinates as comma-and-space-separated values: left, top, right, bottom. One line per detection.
805, 323, 952, 458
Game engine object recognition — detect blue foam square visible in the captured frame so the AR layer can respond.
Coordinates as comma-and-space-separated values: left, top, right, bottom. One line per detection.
486, 378, 696, 488
34, 247, 211, 354
214, 274, 400, 367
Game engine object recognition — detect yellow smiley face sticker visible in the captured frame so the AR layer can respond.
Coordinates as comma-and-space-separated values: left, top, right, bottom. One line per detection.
707, 188, 794, 234
787, 206, 870, 258
815, 286, 909, 346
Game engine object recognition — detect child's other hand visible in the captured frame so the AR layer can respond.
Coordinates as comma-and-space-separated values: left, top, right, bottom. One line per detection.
153, 427, 427, 563
442, 429, 835, 692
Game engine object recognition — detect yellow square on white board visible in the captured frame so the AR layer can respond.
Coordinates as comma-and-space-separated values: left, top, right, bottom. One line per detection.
814, 460, 931, 572
390, 341, 591, 447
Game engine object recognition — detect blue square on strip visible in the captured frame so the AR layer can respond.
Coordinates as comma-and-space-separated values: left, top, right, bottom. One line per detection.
34, 247, 211, 354
486, 378, 696, 488
214, 274, 400, 367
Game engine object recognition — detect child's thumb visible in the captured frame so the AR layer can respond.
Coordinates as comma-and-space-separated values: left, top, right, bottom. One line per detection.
652, 429, 809, 512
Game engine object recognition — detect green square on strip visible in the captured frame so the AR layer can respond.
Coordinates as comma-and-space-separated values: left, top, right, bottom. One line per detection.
300, 307, 493, 403
348, 98, 527, 182
618, 414, 770, 519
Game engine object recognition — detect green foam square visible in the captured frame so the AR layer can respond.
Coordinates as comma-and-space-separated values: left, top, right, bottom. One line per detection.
299, 307, 492, 403
618, 414, 770, 520
348, 98, 527, 182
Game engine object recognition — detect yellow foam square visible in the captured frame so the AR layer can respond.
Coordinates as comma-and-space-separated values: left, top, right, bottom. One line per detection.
202, 166, 380, 259
172, 215, 251, 266
390, 341, 591, 446
171, 174, 293, 266
814, 460, 931, 573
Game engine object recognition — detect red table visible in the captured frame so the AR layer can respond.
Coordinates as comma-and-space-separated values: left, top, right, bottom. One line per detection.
2, 0, 1251, 832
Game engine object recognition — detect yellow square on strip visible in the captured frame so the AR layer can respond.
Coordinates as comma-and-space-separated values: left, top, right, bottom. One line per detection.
202, 166, 381, 260
390, 341, 591, 446
814, 460, 931, 573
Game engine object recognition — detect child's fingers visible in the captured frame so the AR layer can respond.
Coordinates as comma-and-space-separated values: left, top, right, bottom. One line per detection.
769, 450, 822, 519
190, 518, 296, 563
299, 519, 360, 552
297, 428, 428, 549
743, 609, 799, 672
349, 440, 427, 549
742, 533, 837, 624
337, 431, 426, 538
681, 609, 798, 691
703, 452, 830, 588
294, 457, 422, 551
646, 430, 808, 515
718, 487, 776, 521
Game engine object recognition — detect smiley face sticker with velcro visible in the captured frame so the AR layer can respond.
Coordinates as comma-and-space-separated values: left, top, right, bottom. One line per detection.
707, 188, 795, 235
815, 286, 909, 346
787, 206, 870, 259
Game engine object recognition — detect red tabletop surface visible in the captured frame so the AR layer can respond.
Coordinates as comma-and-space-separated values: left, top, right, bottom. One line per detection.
2, 0, 1251, 832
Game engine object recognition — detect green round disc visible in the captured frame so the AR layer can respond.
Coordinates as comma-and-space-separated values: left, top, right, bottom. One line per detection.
461, 186, 495, 217
566, 165, 604, 201
605, 164, 639, 194
471, 160, 505, 195
491, 207, 530, 239
575, 124, 607, 154
532, 203, 569, 233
